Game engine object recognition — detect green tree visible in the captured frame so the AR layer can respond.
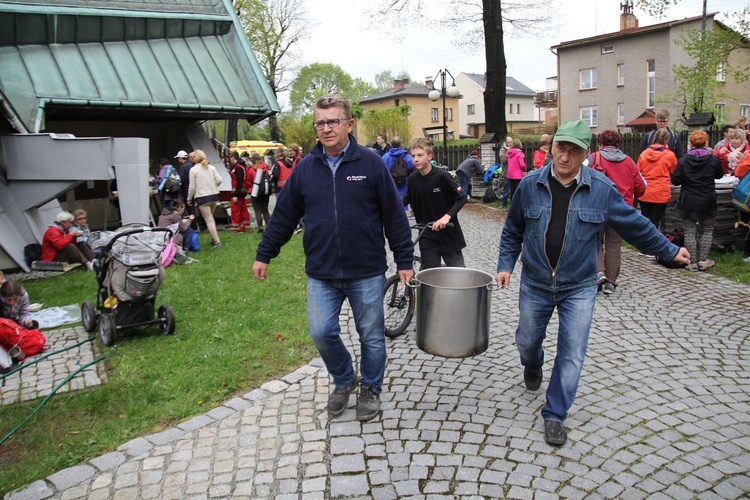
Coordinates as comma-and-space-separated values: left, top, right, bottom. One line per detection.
278, 113, 317, 152
660, 22, 749, 121
359, 106, 413, 145
235, 0, 311, 141
290, 63, 375, 114
374, 70, 412, 91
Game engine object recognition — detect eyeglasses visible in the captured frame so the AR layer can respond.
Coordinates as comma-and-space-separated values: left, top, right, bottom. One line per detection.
313, 118, 351, 131
75, 217, 86, 221
656, 120, 669, 124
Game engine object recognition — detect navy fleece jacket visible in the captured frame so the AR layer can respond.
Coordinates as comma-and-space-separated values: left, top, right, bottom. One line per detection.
255, 135, 414, 279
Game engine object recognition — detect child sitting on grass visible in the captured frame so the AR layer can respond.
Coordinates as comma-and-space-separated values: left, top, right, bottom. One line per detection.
0, 271, 39, 330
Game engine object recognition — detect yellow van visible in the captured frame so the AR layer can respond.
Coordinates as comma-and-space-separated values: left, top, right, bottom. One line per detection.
230, 140, 286, 157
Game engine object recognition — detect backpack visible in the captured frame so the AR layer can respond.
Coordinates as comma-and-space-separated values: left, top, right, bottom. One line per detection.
0, 318, 46, 358
185, 229, 200, 252
391, 155, 408, 186
252, 168, 272, 198
655, 230, 686, 269
732, 174, 750, 213
482, 186, 499, 203
24, 243, 42, 267
162, 166, 182, 195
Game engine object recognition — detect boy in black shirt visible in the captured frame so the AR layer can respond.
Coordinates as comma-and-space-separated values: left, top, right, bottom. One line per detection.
403, 138, 468, 269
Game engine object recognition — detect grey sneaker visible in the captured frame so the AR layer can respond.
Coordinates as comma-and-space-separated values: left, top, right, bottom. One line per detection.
602, 282, 616, 295
327, 379, 358, 416
596, 272, 606, 291
356, 385, 380, 421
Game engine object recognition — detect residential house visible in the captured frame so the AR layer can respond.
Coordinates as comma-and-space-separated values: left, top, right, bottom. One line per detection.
357, 79, 460, 146
551, 4, 750, 132
455, 73, 537, 139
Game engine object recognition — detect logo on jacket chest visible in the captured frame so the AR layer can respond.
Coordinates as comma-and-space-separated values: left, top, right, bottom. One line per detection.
432, 187, 442, 193
347, 175, 367, 182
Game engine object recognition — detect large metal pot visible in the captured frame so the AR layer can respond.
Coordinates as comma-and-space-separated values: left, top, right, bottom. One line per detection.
414, 267, 494, 358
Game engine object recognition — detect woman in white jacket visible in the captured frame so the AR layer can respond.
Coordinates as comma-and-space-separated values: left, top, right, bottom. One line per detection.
187, 150, 223, 248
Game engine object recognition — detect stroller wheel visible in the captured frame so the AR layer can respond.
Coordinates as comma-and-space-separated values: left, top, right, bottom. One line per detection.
158, 305, 176, 335
81, 301, 97, 333
98, 313, 116, 346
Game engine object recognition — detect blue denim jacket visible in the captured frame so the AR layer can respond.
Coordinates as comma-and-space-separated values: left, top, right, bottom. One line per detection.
497, 164, 679, 292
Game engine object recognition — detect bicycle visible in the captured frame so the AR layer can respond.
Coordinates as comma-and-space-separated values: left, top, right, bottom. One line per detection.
383, 221, 451, 338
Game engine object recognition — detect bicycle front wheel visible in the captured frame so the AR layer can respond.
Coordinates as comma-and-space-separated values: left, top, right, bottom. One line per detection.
383, 274, 415, 338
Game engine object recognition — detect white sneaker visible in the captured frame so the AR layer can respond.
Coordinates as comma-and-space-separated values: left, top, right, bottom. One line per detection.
85, 261, 94, 271
743, 256, 750, 264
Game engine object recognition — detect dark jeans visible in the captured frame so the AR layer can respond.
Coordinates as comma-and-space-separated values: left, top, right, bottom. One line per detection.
501, 176, 510, 207
456, 170, 470, 197
419, 240, 465, 269
640, 201, 667, 231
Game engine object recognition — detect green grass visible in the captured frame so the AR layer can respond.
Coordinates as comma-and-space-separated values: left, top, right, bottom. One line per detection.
0, 229, 315, 495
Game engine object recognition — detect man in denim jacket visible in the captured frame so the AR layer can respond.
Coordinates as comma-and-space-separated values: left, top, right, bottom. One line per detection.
496, 120, 690, 446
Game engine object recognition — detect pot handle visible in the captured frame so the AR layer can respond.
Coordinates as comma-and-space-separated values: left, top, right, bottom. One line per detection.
488, 283, 503, 291
406, 278, 419, 289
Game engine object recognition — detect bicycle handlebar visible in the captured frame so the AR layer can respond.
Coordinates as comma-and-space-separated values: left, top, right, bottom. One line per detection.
411, 221, 455, 245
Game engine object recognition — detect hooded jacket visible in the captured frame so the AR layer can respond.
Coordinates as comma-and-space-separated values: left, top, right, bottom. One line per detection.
588, 146, 646, 207
506, 148, 526, 180
637, 145, 678, 204
256, 134, 413, 279
671, 149, 724, 213
382, 147, 415, 197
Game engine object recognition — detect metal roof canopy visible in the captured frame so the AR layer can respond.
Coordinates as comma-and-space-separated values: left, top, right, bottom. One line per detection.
0, 0, 280, 131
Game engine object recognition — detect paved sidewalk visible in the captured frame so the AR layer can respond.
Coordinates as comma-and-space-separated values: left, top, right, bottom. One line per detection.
7, 204, 750, 499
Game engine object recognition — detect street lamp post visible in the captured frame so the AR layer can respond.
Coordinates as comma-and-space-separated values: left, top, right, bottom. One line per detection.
428, 68, 460, 167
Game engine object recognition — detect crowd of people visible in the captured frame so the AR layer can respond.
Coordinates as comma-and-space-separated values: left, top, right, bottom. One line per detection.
20, 93, 749, 449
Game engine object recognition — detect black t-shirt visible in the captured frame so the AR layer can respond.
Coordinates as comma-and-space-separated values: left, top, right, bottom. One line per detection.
546, 175, 577, 270
403, 167, 467, 251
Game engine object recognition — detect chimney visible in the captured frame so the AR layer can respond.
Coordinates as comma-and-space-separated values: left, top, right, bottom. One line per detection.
620, 0, 639, 31
425, 78, 434, 90
393, 79, 406, 91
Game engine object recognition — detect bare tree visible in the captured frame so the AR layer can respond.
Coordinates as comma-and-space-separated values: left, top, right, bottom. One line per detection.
235, 0, 312, 141
367, 0, 552, 138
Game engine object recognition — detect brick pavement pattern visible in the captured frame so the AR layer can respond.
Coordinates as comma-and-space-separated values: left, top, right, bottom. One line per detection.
6, 204, 750, 499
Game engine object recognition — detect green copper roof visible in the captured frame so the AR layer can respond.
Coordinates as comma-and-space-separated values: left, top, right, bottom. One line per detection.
0, 0, 279, 131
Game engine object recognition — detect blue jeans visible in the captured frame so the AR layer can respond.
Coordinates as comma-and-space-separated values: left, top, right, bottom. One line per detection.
455, 170, 470, 197
515, 279, 597, 422
307, 275, 386, 394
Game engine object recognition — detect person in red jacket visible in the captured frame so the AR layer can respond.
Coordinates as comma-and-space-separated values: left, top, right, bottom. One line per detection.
41, 211, 95, 270
228, 152, 250, 232
587, 130, 647, 294
715, 129, 749, 174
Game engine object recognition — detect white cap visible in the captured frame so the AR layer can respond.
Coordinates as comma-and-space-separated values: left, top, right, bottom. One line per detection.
174, 150, 188, 159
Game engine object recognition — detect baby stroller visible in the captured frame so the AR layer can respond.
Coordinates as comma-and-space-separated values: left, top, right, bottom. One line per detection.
81, 224, 175, 346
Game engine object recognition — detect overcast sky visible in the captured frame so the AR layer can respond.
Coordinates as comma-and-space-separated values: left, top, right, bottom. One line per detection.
287, 0, 747, 107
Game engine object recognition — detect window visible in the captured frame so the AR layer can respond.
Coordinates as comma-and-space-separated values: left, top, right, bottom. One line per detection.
467, 104, 475, 115
741, 105, 749, 119
717, 62, 726, 82
431, 108, 439, 123
516, 104, 521, 114
715, 103, 725, 124
447, 108, 454, 121
509, 103, 513, 114
580, 106, 598, 127
647, 59, 655, 108
601, 44, 614, 54
617, 64, 625, 86
580, 68, 597, 90
617, 103, 625, 125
